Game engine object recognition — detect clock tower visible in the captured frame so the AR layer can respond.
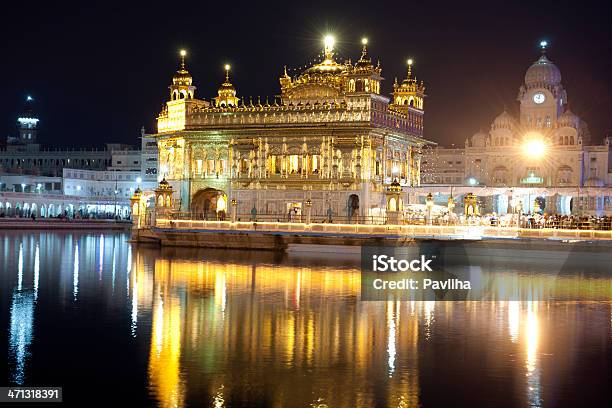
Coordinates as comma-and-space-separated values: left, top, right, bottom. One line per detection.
517, 41, 567, 131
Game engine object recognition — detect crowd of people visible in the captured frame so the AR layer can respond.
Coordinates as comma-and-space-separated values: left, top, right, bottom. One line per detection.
428, 212, 612, 230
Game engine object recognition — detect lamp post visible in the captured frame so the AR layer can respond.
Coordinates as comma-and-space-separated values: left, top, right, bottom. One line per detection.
426, 192, 434, 225
305, 198, 312, 224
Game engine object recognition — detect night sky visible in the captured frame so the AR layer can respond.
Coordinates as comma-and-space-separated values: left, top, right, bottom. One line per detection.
2, 0, 611, 148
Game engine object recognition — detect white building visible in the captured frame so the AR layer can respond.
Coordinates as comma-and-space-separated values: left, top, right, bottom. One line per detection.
420, 42, 612, 216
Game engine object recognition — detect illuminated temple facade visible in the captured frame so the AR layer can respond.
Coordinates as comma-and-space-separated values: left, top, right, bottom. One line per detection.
420, 42, 612, 215
155, 39, 430, 220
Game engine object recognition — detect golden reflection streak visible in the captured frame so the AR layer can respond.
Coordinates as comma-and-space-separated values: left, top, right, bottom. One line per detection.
134, 251, 610, 408
148, 288, 184, 408
525, 302, 542, 407
508, 301, 520, 342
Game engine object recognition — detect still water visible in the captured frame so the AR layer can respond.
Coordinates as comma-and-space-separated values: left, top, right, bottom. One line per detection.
0, 231, 611, 407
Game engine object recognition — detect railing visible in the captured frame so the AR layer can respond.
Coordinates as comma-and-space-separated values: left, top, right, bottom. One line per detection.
153, 218, 612, 241
167, 212, 389, 225
161, 211, 612, 230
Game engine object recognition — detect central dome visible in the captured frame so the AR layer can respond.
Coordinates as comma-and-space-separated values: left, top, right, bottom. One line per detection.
524, 55, 561, 88
302, 58, 346, 75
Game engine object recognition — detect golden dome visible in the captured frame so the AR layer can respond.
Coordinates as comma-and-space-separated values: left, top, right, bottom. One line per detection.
302, 35, 347, 76
354, 38, 373, 70
215, 64, 239, 107
387, 178, 402, 192
172, 51, 193, 86
158, 178, 171, 189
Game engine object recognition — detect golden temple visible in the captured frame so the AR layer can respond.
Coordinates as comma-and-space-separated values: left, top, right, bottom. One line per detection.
155, 36, 431, 221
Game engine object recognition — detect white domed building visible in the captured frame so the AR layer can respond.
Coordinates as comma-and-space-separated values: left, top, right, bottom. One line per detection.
421, 42, 612, 216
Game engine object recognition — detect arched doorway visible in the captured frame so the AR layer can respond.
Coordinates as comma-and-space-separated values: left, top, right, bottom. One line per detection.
191, 188, 227, 220
347, 194, 359, 222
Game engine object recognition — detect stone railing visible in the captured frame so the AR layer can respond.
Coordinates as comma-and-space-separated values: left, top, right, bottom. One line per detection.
153, 219, 612, 241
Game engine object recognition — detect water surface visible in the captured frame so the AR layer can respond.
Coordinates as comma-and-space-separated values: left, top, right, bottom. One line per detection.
0, 231, 611, 407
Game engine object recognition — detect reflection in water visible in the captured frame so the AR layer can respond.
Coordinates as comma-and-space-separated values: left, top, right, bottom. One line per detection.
2, 232, 611, 406
9, 239, 36, 385
17, 243, 23, 291
387, 302, 397, 377
149, 289, 184, 408
33, 244, 39, 300
508, 301, 520, 342
99, 233, 104, 279
525, 302, 542, 407
9, 291, 34, 385
73, 243, 79, 300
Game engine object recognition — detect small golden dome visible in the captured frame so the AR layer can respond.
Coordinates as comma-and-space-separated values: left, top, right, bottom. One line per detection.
173, 70, 192, 85
172, 50, 193, 85
158, 178, 171, 189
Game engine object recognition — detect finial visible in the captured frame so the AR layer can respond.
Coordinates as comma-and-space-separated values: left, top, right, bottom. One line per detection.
324, 35, 335, 60
539, 40, 548, 54
179, 49, 187, 70
283, 65, 289, 77
361, 37, 368, 57
224, 64, 231, 82
407, 58, 414, 79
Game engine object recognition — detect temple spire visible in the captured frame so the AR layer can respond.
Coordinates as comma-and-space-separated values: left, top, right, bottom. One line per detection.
179, 49, 187, 70
224, 64, 231, 82
323, 35, 335, 60
361, 37, 368, 58
407, 58, 414, 79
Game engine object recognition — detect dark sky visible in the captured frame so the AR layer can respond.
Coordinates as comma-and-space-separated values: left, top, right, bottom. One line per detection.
2, 0, 611, 148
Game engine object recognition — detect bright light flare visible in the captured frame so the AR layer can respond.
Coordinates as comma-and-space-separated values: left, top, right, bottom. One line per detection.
179, 49, 187, 57
361, 37, 368, 45
324, 35, 335, 50
407, 58, 413, 66
523, 138, 547, 159
224, 64, 230, 71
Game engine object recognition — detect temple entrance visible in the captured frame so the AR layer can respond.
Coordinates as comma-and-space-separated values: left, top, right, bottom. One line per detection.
347, 194, 359, 222
191, 188, 227, 220
286, 202, 302, 222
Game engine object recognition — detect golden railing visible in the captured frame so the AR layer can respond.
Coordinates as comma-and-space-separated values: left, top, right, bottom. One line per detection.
153, 218, 612, 241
